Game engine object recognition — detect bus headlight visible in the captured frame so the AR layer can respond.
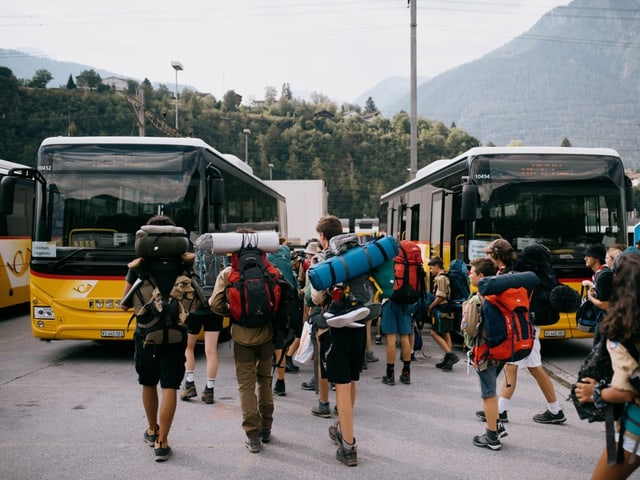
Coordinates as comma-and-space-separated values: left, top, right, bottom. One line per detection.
33, 306, 54, 320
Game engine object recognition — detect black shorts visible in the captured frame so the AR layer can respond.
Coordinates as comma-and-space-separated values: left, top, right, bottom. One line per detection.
325, 327, 366, 385
185, 310, 223, 335
319, 330, 332, 379
134, 331, 187, 389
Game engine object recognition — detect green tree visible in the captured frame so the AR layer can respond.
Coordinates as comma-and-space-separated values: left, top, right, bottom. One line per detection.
66, 74, 76, 89
364, 97, 377, 114
29, 69, 53, 88
561, 137, 572, 147
264, 86, 277, 105
76, 69, 102, 91
223, 90, 239, 112
281, 82, 292, 100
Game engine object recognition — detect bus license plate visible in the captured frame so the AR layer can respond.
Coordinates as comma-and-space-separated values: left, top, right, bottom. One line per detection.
543, 330, 565, 338
101, 330, 125, 338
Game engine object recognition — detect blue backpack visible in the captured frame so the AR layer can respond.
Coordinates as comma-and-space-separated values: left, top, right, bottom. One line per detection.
441, 259, 470, 313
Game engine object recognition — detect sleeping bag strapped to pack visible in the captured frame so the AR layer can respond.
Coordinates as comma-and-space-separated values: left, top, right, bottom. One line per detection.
135, 224, 189, 259
307, 235, 399, 291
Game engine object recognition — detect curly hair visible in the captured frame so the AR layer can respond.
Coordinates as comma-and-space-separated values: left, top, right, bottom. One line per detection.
599, 253, 640, 343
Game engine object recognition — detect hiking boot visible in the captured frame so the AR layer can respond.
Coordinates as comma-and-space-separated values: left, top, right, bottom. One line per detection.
329, 421, 343, 445
143, 426, 158, 447
337, 443, 358, 467
533, 409, 567, 425
260, 428, 271, 444
473, 429, 501, 450
312, 402, 332, 418
301, 378, 315, 391
382, 375, 395, 386
201, 387, 214, 404
180, 381, 197, 400
440, 352, 460, 371
154, 440, 172, 461
399, 371, 410, 385
476, 410, 509, 423
435, 356, 447, 369
285, 357, 299, 373
246, 436, 261, 453
324, 295, 369, 328
365, 350, 379, 363
274, 379, 286, 396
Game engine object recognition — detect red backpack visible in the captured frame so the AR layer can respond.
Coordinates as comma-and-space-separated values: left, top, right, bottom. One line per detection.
227, 247, 282, 328
390, 240, 425, 304
472, 272, 538, 366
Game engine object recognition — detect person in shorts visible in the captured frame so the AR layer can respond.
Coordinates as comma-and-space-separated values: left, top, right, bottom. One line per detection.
427, 256, 460, 371
380, 299, 413, 385
180, 309, 223, 404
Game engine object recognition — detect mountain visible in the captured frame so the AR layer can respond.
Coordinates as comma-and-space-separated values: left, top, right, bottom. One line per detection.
354, 76, 429, 116
390, 0, 640, 165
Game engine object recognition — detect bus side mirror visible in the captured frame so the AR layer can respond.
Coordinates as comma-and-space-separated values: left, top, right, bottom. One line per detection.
461, 184, 479, 221
0, 176, 17, 215
625, 176, 634, 212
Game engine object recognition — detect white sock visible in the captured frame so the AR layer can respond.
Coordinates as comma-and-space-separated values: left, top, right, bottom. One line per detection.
185, 371, 194, 383
498, 397, 510, 414
206, 378, 216, 389
547, 401, 560, 415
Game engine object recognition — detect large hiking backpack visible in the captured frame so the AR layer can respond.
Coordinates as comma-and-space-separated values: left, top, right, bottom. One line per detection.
128, 258, 203, 345
267, 244, 298, 287
515, 243, 561, 326
193, 233, 226, 292
227, 246, 282, 328
390, 240, 425, 304
440, 259, 470, 313
473, 272, 539, 365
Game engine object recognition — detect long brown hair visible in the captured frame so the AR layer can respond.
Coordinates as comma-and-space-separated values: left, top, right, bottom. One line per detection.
600, 253, 640, 342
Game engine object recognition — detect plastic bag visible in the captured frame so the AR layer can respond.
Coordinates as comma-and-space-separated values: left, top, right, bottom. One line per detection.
294, 321, 314, 364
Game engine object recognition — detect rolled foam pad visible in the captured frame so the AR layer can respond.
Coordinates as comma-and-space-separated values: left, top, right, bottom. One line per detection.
203, 232, 280, 254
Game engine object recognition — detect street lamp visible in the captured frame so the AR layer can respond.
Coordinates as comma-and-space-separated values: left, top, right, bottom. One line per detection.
243, 128, 251, 165
171, 61, 183, 131
268, 163, 274, 180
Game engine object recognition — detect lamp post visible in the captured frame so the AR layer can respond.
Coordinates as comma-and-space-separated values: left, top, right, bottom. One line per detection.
243, 128, 251, 165
171, 61, 183, 130
268, 163, 274, 180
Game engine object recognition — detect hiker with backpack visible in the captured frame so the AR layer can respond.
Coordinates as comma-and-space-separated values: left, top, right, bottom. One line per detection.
427, 256, 460, 371
209, 229, 284, 453
574, 253, 640, 479
475, 240, 567, 428
583, 243, 614, 346
121, 215, 203, 462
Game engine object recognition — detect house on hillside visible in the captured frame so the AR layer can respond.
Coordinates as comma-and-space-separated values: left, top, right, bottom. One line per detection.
102, 76, 128, 91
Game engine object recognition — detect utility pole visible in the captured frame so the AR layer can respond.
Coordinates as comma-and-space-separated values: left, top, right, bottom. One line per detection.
409, 0, 418, 180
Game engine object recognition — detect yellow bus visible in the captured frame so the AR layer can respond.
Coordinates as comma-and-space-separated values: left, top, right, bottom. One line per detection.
0, 160, 34, 309
381, 146, 633, 340
0, 137, 286, 341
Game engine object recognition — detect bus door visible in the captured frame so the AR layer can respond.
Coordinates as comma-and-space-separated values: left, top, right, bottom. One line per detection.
429, 189, 454, 264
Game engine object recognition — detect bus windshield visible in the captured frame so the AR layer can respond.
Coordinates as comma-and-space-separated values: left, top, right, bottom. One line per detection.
37, 144, 201, 250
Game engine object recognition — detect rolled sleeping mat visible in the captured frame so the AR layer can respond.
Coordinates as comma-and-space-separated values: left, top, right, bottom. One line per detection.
308, 236, 399, 291
135, 225, 189, 259
477, 271, 540, 296
204, 231, 280, 254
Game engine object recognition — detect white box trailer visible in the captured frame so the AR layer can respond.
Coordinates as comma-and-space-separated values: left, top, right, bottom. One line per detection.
265, 179, 328, 247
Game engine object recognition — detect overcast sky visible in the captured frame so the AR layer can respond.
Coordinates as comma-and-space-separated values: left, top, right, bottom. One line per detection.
1, 0, 570, 103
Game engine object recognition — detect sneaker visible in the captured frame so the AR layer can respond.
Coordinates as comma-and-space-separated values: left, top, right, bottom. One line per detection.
476, 410, 509, 423
365, 350, 379, 363
399, 371, 410, 385
285, 357, 299, 373
497, 421, 508, 439
324, 295, 370, 328
337, 443, 358, 467
533, 409, 567, 425
312, 402, 332, 418
441, 352, 460, 371
201, 387, 214, 404
328, 420, 343, 445
154, 441, 172, 461
246, 436, 261, 453
301, 378, 315, 391
274, 379, 286, 396
382, 375, 395, 386
180, 381, 197, 400
472, 430, 501, 450
260, 428, 271, 444
375, 334, 383, 345
143, 426, 158, 447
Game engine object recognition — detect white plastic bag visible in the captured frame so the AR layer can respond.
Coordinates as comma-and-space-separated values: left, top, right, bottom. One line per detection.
294, 321, 314, 364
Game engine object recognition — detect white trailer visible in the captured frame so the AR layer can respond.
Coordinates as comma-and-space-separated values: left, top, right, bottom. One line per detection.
265, 179, 328, 246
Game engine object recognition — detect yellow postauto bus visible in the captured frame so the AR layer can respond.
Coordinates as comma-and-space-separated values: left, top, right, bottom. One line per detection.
0, 137, 286, 341
381, 146, 633, 340
0, 160, 34, 309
